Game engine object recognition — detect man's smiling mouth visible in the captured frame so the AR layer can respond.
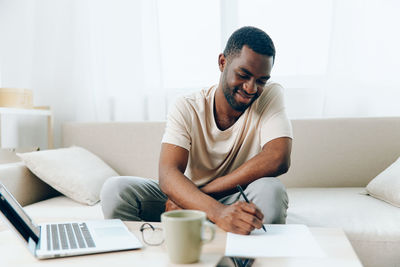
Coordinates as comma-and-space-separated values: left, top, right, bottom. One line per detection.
236, 88, 256, 99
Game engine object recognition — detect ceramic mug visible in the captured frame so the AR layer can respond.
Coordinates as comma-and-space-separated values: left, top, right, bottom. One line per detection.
161, 210, 215, 264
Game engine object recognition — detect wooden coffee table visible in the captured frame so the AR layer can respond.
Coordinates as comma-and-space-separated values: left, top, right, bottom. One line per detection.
0, 221, 362, 267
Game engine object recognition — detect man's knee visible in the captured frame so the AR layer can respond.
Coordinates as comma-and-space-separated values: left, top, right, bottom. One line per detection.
246, 178, 287, 201
100, 176, 144, 220
245, 178, 288, 224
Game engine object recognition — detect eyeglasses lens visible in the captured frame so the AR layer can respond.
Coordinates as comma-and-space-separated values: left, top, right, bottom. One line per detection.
141, 224, 163, 246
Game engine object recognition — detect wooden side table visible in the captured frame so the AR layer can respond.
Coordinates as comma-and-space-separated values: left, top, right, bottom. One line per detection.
0, 107, 53, 149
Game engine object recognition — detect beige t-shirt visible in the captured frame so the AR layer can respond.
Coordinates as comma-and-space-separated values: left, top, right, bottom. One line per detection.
162, 82, 293, 186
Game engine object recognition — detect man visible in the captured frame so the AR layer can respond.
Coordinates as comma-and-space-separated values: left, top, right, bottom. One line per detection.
101, 26, 292, 235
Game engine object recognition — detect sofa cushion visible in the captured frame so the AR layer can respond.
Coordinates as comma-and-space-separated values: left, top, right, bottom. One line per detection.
287, 187, 400, 267
0, 196, 104, 232
0, 162, 59, 207
23, 196, 103, 224
366, 156, 400, 207
17, 146, 118, 205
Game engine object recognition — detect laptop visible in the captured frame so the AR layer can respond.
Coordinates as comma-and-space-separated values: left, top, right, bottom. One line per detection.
0, 183, 142, 259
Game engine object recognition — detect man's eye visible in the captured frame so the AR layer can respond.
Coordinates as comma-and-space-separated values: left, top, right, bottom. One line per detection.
257, 80, 267, 85
238, 73, 248, 79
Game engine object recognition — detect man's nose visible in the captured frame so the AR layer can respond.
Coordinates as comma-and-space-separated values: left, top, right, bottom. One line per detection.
243, 79, 257, 95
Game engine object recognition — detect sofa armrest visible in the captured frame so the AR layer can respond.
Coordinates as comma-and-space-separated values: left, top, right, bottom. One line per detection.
0, 162, 60, 206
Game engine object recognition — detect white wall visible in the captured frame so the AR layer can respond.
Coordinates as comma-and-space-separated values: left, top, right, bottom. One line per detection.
0, 1, 50, 148
1, 1, 90, 148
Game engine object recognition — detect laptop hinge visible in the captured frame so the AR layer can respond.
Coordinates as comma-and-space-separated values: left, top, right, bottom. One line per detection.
28, 237, 37, 255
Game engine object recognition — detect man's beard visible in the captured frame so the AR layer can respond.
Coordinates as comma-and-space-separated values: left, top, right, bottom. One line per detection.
222, 84, 258, 112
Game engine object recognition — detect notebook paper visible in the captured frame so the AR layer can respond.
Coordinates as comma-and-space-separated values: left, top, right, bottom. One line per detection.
225, 224, 325, 258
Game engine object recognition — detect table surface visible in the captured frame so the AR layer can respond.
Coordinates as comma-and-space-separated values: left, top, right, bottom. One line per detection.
0, 221, 363, 267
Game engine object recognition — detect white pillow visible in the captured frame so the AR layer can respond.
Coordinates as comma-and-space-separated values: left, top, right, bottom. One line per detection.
18, 146, 118, 205
366, 156, 400, 207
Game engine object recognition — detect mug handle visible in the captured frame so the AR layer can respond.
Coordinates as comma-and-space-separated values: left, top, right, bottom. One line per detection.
201, 221, 215, 244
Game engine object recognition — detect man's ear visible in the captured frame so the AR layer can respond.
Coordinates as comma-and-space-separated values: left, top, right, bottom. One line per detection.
218, 53, 226, 72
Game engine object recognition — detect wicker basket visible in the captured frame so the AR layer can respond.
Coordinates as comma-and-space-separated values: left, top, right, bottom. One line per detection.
0, 88, 33, 109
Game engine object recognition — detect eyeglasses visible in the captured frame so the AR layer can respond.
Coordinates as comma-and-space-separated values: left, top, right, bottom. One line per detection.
140, 223, 164, 246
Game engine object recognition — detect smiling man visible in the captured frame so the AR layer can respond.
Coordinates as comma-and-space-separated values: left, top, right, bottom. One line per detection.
101, 26, 293, 235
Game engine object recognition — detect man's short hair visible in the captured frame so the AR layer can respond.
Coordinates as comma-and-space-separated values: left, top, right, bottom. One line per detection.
223, 26, 275, 62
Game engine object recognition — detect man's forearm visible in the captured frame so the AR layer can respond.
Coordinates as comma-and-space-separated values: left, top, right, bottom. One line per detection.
202, 137, 291, 197
201, 153, 278, 197
159, 168, 224, 222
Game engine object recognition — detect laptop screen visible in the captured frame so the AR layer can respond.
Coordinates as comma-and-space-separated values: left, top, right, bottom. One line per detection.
0, 183, 40, 243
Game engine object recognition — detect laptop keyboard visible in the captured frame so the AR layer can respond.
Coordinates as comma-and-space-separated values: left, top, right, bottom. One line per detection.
46, 223, 96, 251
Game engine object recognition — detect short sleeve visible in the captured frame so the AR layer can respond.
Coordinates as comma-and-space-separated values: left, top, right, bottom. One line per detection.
161, 96, 192, 151
259, 84, 293, 146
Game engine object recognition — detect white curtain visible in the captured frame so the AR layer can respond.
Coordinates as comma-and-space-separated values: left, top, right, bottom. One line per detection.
1, 0, 400, 128
236, 0, 400, 118
70, 0, 165, 122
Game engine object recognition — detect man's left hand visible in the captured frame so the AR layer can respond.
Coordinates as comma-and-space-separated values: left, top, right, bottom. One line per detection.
165, 198, 183, 211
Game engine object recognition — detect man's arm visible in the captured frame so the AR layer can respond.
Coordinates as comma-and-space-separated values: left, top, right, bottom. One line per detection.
159, 143, 264, 235
200, 137, 292, 198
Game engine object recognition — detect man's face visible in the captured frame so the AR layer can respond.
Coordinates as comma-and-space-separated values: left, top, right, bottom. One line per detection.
220, 46, 273, 112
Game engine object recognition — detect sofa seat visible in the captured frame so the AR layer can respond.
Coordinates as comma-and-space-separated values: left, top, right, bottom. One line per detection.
23, 196, 103, 224
287, 187, 400, 267
0, 196, 103, 232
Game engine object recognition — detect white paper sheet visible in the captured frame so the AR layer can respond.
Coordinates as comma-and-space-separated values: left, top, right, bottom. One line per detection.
225, 224, 326, 258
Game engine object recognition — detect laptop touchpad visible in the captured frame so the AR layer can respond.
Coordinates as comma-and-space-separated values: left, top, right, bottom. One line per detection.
93, 227, 128, 238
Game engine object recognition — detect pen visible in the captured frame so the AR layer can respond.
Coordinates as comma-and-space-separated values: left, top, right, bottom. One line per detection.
236, 184, 267, 232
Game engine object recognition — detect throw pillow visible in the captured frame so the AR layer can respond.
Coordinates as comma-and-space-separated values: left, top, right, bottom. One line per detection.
17, 146, 118, 205
366, 156, 400, 207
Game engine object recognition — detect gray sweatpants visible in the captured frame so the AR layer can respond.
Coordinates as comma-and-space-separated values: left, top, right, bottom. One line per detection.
100, 176, 288, 223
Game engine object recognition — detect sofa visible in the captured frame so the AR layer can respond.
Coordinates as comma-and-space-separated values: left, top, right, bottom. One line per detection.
0, 117, 400, 267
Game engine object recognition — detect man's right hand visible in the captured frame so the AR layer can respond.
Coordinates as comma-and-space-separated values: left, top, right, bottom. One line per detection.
213, 201, 264, 235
